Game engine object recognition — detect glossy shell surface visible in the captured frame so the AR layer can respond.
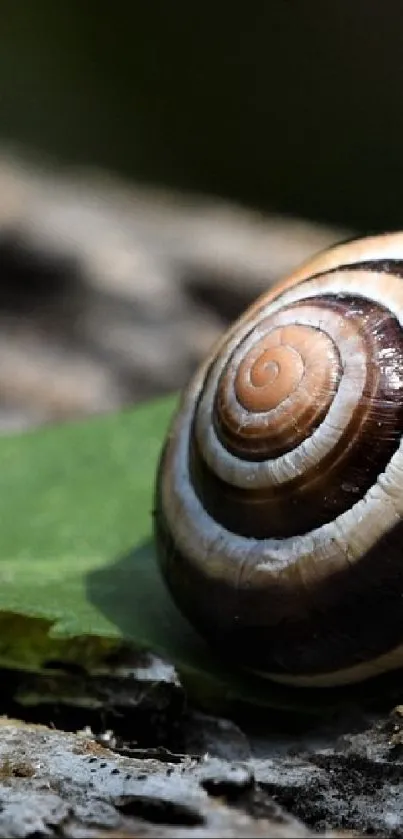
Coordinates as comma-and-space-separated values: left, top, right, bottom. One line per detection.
155, 234, 403, 686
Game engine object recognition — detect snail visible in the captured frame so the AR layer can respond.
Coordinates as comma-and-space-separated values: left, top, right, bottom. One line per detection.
154, 232, 403, 687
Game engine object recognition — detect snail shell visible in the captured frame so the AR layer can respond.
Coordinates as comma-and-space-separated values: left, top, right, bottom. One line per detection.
154, 233, 403, 687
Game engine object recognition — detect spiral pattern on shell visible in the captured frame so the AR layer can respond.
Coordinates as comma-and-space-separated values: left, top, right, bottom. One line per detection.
155, 233, 403, 687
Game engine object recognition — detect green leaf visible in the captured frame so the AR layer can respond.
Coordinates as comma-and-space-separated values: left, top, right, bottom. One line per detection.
0, 395, 397, 715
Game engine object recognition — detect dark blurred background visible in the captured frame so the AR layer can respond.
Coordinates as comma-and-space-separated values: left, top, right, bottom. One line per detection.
0, 0, 401, 230
0, 0, 402, 429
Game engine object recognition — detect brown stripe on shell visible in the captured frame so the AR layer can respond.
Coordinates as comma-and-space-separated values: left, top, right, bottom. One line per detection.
154, 502, 403, 679
242, 239, 403, 320
191, 295, 403, 538
231, 258, 403, 342
154, 242, 403, 686
325, 259, 403, 281
214, 315, 342, 460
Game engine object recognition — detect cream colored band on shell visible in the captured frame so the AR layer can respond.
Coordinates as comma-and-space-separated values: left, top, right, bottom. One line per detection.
161, 266, 403, 591
263, 640, 403, 687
